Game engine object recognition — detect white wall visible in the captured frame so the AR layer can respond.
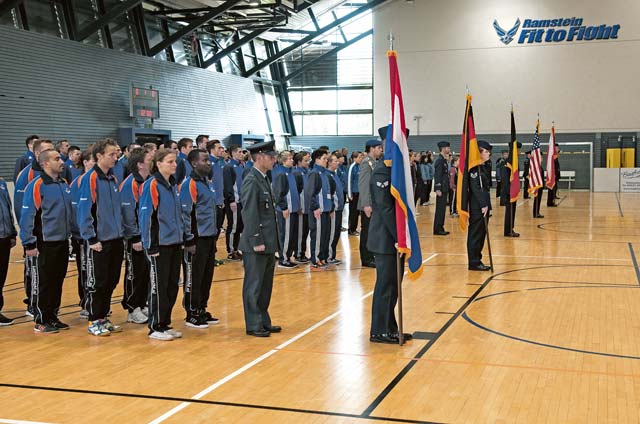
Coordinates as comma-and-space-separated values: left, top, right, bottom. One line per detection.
373, 0, 640, 135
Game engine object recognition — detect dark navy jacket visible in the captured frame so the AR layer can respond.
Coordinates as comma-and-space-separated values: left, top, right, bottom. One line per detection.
272, 164, 301, 213
70, 174, 84, 240
209, 155, 225, 206
13, 161, 42, 222
0, 179, 17, 240
13, 150, 35, 181
223, 159, 244, 204
306, 164, 334, 213
175, 152, 193, 184
180, 172, 217, 243
293, 166, 310, 214
120, 172, 146, 243
331, 171, 345, 212
19, 173, 73, 249
347, 162, 359, 196
338, 163, 348, 193
139, 173, 185, 254
77, 165, 124, 244
112, 156, 125, 183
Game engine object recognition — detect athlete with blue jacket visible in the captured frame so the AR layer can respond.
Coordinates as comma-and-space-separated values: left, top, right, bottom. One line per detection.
305, 149, 335, 268
120, 148, 152, 325
77, 138, 124, 337
180, 149, 219, 329
272, 151, 300, 268
139, 149, 186, 341
20, 149, 74, 333
223, 145, 245, 260
0, 177, 17, 326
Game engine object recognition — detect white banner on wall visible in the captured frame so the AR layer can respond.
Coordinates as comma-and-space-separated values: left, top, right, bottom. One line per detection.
620, 168, 640, 192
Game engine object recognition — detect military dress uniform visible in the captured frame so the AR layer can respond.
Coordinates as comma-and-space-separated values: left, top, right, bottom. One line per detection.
467, 141, 493, 271
433, 142, 450, 235
239, 142, 281, 337
367, 161, 411, 344
522, 153, 531, 199
500, 142, 522, 237
357, 140, 379, 267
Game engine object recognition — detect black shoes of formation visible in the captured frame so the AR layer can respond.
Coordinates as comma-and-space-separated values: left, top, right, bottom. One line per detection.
246, 325, 282, 337
468, 264, 492, 271
434, 231, 450, 236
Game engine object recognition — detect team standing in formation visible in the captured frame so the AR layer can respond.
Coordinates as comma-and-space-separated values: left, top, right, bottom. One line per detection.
0, 130, 561, 343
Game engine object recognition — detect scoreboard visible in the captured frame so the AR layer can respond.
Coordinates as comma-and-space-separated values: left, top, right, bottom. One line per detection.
131, 86, 160, 119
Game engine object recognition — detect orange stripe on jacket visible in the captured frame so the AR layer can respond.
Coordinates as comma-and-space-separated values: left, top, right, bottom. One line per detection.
150, 179, 159, 209
33, 179, 43, 210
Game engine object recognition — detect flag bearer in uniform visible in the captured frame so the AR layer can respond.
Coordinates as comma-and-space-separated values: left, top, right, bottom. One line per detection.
180, 149, 220, 329
20, 149, 74, 333
368, 159, 412, 344
467, 141, 493, 271
239, 140, 281, 338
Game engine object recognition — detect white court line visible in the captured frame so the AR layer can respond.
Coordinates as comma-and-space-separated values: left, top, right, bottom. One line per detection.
148, 253, 439, 424
0, 419, 54, 424
439, 252, 629, 262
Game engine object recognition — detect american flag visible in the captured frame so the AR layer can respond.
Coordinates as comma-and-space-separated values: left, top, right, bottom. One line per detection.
528, 120, 544, 195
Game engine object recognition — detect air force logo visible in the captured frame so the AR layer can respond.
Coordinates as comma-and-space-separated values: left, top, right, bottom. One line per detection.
493, 18, 521, 45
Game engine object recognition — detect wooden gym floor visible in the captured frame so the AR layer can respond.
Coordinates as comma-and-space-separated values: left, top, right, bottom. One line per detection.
2, 191, 640, 423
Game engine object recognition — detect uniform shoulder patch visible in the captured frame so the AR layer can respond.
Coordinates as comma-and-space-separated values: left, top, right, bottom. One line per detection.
376, 180, 390, 188
471, 172, 478, 179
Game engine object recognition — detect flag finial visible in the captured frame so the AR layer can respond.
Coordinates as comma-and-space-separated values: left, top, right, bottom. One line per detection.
388, 32, 395, 50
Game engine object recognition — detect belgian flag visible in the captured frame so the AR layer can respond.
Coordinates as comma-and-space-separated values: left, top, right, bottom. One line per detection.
456, 95, 482, 232
507, 109, 520, 203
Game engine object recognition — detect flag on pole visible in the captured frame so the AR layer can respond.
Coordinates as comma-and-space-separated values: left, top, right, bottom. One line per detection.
456, 95, 482, 232
382, 50, 423, 278
528, 120, 544, 195
545, 125, 557, 189
507, 109, 520, 203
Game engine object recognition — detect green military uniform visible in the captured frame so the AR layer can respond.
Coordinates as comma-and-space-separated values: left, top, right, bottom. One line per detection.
239, 148, 281, 336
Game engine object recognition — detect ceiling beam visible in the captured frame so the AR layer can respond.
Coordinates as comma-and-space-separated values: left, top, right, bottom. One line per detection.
147, 0, 243, 57
243, 0, 385, 77
75, 0, 142, 41
283, 29, 372, 82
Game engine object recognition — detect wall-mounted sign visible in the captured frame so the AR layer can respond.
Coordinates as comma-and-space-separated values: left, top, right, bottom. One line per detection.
493, 17, 621, 45
620, 168, 640, 193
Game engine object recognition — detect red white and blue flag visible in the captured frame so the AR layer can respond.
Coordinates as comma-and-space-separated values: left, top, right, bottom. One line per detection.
382, 50, 423, 279
528, 120, 544, 195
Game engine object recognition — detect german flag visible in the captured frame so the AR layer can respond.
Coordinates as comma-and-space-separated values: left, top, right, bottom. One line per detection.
456, 95, 482, 232
507, 109, 520, 203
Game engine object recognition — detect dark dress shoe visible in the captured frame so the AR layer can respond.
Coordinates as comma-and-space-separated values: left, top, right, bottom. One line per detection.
534, 214, 544, 218
369, 334, 399, 344
469, 264, 491, 271
548, 204, 557, 207
504, 232, 520, 237
392, 332, 413, 340
246, 329, 270, 337
264, 325, 281, 333
363, 262, 376, 268
434, 231, 450, 236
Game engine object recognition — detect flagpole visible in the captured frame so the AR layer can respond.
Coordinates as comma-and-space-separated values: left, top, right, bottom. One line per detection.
388, 31, 404, 346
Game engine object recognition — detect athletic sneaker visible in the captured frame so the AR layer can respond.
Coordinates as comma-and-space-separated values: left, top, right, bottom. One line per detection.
278, 260, 298, 269
227, 252, 242, 261
25, 308, 34, 318
103, 319, 123, 333
148, 331, 174, 341
51, 319, 70, 330
88, 320, 110, 337
141, 306, 149, 316
79, 309, 89, 319
127, 307, 148, 324
0, 313, 14, 326
203, 311, 220, 325
296, 256, 310, 263
34, 323, 59, 333
185, 316, 208, 329
214, 258, 225, 267
165, 328, 182, 338
327, 258, 342, 265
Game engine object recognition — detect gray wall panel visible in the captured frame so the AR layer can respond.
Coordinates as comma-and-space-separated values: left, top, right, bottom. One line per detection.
0, 25, 265, 180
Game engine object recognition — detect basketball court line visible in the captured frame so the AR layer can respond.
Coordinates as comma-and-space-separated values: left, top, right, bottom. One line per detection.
628, 242, 640, 285
439, 252, 630, 262
0, 420, 53, 424
147, 253, 439, 424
